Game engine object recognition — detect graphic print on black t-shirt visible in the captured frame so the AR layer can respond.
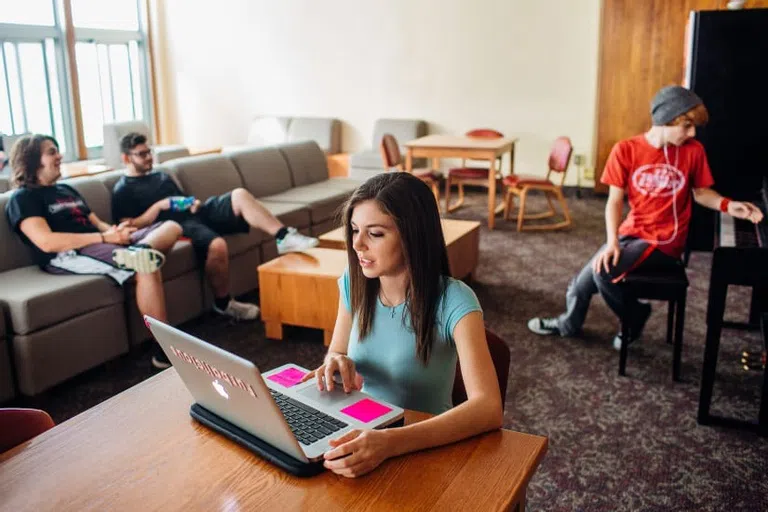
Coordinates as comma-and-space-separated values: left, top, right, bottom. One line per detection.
111, 171, 188, 223
4, 184, 97, 266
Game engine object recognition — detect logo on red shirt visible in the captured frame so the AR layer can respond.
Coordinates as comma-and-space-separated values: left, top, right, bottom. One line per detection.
631, 164, 686, 198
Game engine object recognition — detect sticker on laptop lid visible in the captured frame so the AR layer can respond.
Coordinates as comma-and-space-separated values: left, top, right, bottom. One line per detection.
266, 367, 308, 388
340, 398, 392, 423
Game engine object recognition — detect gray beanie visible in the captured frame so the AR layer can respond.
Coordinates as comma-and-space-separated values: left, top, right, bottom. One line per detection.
650, 85, 703, 125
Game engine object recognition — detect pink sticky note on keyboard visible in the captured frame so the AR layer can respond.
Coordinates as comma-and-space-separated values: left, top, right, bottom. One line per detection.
267, 367, 307, 388
340, 398, 392, 423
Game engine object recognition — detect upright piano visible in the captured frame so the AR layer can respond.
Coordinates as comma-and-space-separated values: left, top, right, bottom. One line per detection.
697, 179, 768, 434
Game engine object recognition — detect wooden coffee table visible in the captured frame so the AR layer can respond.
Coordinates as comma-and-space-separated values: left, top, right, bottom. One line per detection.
258, 248, 348, 346
318, 219, 481, 280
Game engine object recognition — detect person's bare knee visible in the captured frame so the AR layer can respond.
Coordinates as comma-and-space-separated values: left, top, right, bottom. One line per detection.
206, 237, 229, 268
146, 221, 182, 252
230, 187, 251, 214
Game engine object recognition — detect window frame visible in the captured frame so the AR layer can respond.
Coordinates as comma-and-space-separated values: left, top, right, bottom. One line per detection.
0, 0, 155, 162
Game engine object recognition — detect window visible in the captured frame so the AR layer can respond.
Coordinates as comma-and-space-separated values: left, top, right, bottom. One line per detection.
0, 0, 152, 160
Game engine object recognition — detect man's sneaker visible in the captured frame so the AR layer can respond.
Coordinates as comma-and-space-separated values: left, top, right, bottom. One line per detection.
528, 317, 561, 336
113, 246, 165, 274
276, 227, 319, 255
613, 302, 652, 351
151, 345, 171, 370
213, 299, 260, 321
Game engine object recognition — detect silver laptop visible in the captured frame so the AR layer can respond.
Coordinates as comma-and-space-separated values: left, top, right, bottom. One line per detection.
145, 316, 404, 463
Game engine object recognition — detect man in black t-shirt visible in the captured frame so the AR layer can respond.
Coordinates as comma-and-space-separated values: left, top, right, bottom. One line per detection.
111, 133, 319, 321
5, 134, 184, 369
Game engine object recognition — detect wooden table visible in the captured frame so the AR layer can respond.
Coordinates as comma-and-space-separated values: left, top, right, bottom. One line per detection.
318, 218, 481, 280
0, 369, 547, 511
326, 153, 350, 178
405, 135, 518, 230
188, 146, 222, 156
258, 248, 348, 346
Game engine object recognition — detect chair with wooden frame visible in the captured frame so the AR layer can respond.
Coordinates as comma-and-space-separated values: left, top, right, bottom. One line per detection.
502, 136, 573, 232
452, 328, 510, 410
379, 133, 441, 205
0, 407, 55, 453
444, 129, 505, 213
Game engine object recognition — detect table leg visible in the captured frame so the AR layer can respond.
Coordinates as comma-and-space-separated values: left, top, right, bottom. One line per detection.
265, 321, 283, 340
406, 148, 413, 172
323, 330, 333, 347
488, 156, 497, 230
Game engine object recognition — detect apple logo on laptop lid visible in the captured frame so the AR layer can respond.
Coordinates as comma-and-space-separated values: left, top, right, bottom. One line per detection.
212, 380, 229, 399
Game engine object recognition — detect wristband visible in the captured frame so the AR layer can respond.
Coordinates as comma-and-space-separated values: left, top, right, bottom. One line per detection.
719, 198, 731, 213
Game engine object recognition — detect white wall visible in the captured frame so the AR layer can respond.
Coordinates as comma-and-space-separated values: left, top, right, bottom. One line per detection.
154, 0, 601, 185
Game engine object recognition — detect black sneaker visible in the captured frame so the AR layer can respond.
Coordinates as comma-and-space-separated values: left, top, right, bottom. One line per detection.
527, 317, 561, 336
151, 345, 171, 370
613, 302, 652, 351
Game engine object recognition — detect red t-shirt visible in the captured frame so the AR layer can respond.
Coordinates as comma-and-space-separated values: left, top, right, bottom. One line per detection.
600, 135, 715, 259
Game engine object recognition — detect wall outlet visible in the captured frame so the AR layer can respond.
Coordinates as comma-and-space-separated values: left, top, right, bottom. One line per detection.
573, 154, 585, 166
582, 166, 595, 180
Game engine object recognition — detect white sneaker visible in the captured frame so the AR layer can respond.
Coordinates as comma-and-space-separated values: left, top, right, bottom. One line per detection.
213, 299, 260, 321
112, 246, 165, 274
276, 227, 319, 255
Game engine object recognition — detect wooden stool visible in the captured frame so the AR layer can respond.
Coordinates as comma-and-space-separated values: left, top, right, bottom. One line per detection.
618, 265, 689, 381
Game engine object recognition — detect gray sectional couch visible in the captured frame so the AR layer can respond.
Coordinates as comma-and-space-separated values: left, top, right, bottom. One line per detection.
0, 141, 361, 399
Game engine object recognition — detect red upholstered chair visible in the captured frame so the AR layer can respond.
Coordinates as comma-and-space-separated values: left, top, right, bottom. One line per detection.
444, 129, 504, 213
503, 136, 573, 232
379, 133, 441, 205
452, 328, 510, 410
0, 408, 55, 453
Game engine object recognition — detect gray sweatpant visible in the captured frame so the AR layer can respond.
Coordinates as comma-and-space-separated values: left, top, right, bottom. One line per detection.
557, 237, 679, 336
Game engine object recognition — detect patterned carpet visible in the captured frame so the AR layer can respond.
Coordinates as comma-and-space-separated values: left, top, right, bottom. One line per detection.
9, 191, 768, 511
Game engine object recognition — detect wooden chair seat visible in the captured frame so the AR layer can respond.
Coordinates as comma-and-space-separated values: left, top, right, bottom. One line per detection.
445, 128, 505, 213
503, 174, 555, 188
448, 166, 493, 179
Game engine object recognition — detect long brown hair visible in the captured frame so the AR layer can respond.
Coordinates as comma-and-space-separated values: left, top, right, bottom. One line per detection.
9, 134, 58, 189
342, 172, 450, 365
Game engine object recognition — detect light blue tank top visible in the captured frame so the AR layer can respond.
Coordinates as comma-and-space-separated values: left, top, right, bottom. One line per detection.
338, 270, 482, 414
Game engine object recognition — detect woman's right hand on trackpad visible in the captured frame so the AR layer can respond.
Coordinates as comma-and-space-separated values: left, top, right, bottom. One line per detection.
300, 352, 363, 393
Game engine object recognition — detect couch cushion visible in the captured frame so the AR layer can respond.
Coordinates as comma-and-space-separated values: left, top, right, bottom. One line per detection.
261, 182, 351, 224
154, 145, 190, 164
227, 146, 293, 198
260, 201, 311, 229
349, 149, 384, 170
161, 240, 198, 280
246, 116, 291, 147
287, 117, 341, 154
322, 177, 364, 193
0, 192, 36, 272
279, 141, 329, 187
64, 176, 113, 221
0, 266, 124, 335
164, 154, 243, 201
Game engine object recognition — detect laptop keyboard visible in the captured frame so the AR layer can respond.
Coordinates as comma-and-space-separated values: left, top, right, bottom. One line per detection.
269, 389, 348, 446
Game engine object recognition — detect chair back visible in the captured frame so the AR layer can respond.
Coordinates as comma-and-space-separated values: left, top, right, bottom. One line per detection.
549, 137, 573, 174
466, 128, 504, 139
379, 133, 403, 170
0, 408, 55, 453
452, 328, 510, 408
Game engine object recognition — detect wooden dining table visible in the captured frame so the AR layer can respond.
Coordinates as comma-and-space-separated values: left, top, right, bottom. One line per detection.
404, 134, 518, 229
0, 369, 547, 511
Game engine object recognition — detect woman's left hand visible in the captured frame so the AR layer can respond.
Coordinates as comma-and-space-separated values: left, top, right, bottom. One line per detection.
323, 429, 392, 478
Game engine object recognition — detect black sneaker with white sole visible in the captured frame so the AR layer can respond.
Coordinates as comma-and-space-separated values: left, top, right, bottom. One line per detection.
613, 302, 652, 351
527, 317, 561, 336
112, 246, 165, 274
151, 345, 171, 370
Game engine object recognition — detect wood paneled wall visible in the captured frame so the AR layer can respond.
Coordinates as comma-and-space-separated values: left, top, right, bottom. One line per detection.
594, 0, 768, 192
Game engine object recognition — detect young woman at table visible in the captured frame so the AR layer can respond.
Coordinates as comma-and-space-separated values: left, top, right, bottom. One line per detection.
300, 171, 503, 478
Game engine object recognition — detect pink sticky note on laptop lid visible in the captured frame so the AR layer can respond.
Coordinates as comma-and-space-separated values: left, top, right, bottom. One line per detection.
266, 367, 307, 388
340, 398, 392, 423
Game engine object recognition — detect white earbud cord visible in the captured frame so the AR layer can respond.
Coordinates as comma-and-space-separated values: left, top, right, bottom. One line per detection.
635, 133, 680, 246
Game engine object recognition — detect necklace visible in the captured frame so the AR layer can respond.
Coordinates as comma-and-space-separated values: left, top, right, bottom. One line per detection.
379, 288, 398, 318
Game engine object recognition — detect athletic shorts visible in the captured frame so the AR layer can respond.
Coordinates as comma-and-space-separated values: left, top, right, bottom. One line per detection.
43, 222, 163, 286
181, 191, 250, 261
